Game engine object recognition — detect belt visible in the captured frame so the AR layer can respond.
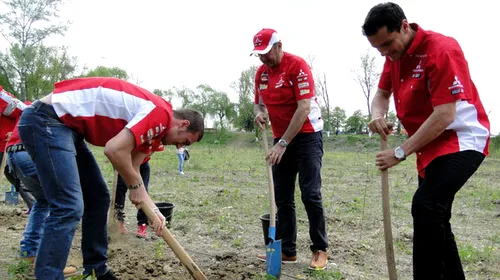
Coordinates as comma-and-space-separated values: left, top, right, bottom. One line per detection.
6, 143, 25, 153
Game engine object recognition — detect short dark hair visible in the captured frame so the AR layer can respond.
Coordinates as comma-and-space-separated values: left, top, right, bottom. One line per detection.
362, 2, 407, 36
173, 109, 204, 142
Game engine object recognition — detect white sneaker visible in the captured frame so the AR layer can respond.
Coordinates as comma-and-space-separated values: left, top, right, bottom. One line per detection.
179, 171, 184, 175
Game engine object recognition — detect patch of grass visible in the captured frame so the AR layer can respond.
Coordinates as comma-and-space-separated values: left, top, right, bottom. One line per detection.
304, 268, 345, 279
395, 240, 412, 255
458, 242, 495, 264
154, 240, 164, 259
7, 259, 31, 279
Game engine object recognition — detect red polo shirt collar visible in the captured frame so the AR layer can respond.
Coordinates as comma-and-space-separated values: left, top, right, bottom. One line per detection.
406, 23, 425, 56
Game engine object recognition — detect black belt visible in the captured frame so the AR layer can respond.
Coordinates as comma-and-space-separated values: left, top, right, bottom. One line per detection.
6, 143, 25, 153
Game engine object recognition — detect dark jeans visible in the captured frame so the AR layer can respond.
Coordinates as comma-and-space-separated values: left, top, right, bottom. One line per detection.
114, 161, 150, 225
18, 101, 110, 280
8, 150, 49, 258
2, 152, 36, 208
412, 150, 485, 280
272, 131, 328, 256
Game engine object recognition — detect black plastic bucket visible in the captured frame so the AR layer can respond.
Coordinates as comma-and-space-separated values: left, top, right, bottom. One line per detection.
155, 202, 175, 228
259, 213, 278, 245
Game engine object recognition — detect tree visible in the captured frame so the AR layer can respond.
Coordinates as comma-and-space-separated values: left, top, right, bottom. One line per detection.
207, 90, 237, 133
81, 66, 129, 80
353, 50, 380, 118
306, 55, 332, 131
316, 73, 331, 130
153, 89, 174, 103
232, 66, 257, 133
0, 0, 69, 100
26, 45, 76, 99
331, 106, 347, 134
344, 109, 366, 134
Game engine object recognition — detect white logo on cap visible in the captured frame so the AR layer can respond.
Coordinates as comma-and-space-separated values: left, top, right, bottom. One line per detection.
254, 36, 263, 46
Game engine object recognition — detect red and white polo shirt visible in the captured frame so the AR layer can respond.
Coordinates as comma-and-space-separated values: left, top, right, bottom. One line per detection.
0, 86, 27, 152
254, 52, 323, 139
51, 77, 172, 154
379, 24, 490, 176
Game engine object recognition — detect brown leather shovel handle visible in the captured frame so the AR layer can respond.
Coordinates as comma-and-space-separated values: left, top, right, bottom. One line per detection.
141, 203, 208, 280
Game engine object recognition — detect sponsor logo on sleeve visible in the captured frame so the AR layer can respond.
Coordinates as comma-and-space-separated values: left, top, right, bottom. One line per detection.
298, 82, 309, 89
448, 76, 464, 95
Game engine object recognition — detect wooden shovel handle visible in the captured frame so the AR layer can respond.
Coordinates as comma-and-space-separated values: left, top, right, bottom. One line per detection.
107, 169, 119, 224
0, 151, 8, 186
261, 127, 277, 228
141, 203, 207, 280
380, 138, 398, 280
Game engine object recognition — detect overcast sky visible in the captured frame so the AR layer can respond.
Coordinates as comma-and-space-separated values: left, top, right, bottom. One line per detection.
2, 0, 498, 134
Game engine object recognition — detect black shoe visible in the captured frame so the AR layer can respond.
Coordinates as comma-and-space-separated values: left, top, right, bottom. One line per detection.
84, 270, 118, 280
98, 270, 118, 280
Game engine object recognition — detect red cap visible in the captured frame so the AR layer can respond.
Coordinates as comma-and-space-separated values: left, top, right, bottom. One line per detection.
251, 28, 280, 55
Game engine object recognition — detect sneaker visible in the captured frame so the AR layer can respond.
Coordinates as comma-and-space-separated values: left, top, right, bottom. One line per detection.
136, 223, 147, 238
257, 253, 297, 263
119, 221, 127, 234
179, 171, 185, 175
309, 250, 328, 270
84, 269, 118, 280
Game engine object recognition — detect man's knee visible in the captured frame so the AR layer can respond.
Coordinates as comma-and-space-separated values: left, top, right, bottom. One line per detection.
411, 198, 448, 223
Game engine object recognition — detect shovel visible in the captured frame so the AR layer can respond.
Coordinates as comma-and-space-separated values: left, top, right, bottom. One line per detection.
107, 169, 120, 238
261, 127, 282, 278
0, 151, 8, 186
141, 203, 208, 280
379, 134, 397, 280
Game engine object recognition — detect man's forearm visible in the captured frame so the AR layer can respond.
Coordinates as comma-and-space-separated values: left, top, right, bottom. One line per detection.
254, 104, 267, 116
371, 89, 391, 119
280, 101, 309, 143
401, 103, 456, 156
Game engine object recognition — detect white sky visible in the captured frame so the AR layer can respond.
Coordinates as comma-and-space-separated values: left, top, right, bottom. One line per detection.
3, 0, 499, 134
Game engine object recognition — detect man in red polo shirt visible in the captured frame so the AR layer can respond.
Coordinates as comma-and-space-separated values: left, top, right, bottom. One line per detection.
252, 28, 328, 270
362, 3, 490, 279
0, 86, 26, 165
0, 87, 36, 208
17, 77, 204, 280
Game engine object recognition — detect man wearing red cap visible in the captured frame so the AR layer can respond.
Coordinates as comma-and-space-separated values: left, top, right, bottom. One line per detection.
252, 28, 328, 270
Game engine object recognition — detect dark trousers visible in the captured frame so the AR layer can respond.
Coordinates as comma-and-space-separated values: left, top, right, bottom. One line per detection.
272, 132, 328, 256
412, 150, 485, 280
114, 161, 150, 225
2, 151, 36, 209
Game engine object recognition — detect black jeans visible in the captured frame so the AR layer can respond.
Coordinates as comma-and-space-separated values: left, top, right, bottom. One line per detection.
114, 161, 150, 225
273, 132, 328, 256
412, 150, 485, 280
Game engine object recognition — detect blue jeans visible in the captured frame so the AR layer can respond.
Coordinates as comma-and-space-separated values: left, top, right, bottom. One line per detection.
177, 153, 185, 172
272, 132, 328, 256
8, 150, 49, 258
18, 101, 110, 280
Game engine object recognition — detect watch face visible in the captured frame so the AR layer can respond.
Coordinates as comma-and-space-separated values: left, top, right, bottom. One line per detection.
395, 147, 405, 158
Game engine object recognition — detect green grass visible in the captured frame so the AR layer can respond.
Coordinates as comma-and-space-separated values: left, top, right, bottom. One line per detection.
2, 132, 498, 279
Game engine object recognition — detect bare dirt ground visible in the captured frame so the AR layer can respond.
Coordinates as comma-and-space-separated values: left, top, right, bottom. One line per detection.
0, 135, 498, 279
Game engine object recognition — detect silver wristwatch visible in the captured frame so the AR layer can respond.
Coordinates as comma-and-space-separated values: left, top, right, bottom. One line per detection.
278, 139, 288, 147
394, 146, 406, 161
